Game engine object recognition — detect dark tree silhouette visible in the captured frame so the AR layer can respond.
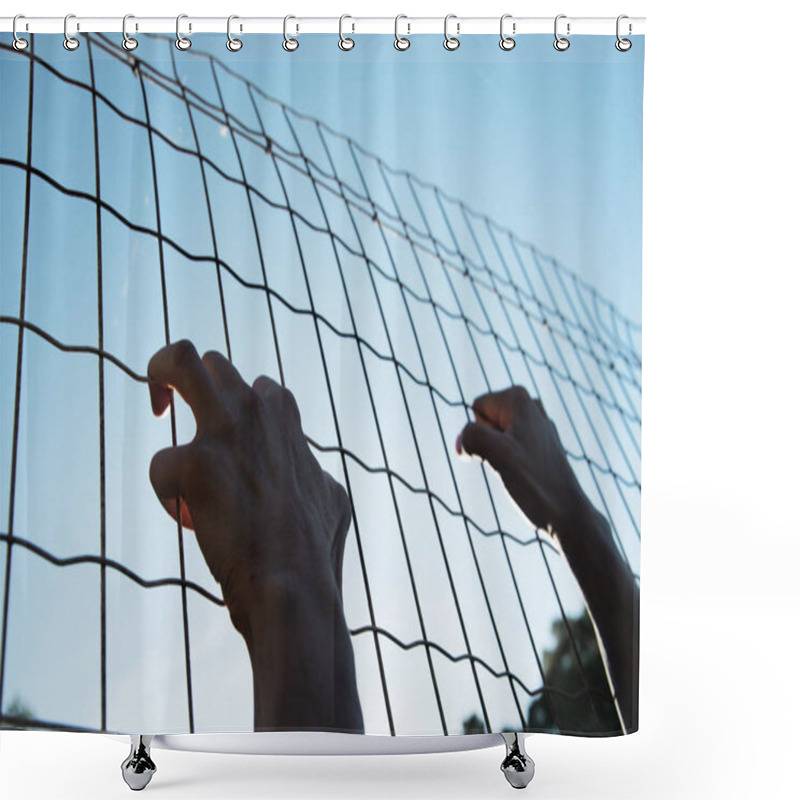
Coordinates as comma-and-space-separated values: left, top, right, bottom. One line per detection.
461, 610, 622, 736
3, 694, 35, 726
526, 611, 622, 734
461, 712, 486, 735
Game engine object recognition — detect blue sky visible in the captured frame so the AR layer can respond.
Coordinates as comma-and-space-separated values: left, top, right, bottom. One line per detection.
0, 32, 642, 736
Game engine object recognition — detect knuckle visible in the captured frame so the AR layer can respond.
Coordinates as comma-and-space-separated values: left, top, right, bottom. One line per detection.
252, 375, 272, 396
201, 349, 224, 369
277, 386, 301, 423
172, 339, 198, 368
509, 385, 533, 416
510, 385, 531, 404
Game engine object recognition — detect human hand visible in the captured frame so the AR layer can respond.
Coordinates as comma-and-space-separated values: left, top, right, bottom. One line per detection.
456, 386, 587, 536
147, 340, 352, 634
458, 386, 639, 733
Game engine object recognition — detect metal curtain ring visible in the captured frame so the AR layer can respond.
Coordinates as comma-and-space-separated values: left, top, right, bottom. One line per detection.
553, 14, 570, 51
499, 14, 515, 51
63, 13, 80, 51
12, 14, 29, 51
227, 15, 243, 51
122, 14, 138, 51
444, 14, 460, 51
175, 13, 191, 50
616, 14, 632, 51
394, 14, 410, 51
283, 15, 299, 51
339, 14, 354, 50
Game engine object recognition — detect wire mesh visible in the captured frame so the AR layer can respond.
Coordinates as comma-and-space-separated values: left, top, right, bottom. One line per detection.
0, 33, 641, 737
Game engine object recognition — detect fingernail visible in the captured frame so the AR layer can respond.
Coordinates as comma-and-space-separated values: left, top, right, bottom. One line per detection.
149, 381, 171, 418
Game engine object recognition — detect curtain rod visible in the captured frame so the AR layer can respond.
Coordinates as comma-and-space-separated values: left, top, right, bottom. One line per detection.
1, 16, 646, 36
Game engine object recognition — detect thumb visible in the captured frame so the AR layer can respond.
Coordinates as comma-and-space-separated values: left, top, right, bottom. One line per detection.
456, 421, 511, 469
150, 444, 195, 529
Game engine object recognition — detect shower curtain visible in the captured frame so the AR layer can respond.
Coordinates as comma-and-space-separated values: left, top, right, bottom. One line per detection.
0, 29, 643, 739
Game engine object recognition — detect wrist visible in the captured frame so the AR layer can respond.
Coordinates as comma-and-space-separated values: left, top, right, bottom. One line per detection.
551, 478, 598, 542
236, 569, 359, 731
226, 562, 340, 644
551, 486, 632, 605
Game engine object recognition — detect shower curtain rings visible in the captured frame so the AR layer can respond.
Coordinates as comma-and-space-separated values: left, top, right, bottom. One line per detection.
443, 14, 460, 51
616, 15, 632, 51
394, 15, 410, 51
227, 15, 243, 51
283, 15, 299, 51
554, 14, 570, 51
12, 15, 28, 52
63, 13, 79, 51
175, 14, 191, 50
339, 15, 355, 50
122, 14, 138, 52
499, 14, 516, 51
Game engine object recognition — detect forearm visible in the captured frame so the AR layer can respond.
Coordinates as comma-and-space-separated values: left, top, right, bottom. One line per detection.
232, 567, 364, 733
555, 496, 639, 733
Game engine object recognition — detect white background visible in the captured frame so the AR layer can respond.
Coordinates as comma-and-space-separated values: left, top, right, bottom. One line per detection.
1, 0, 798, 798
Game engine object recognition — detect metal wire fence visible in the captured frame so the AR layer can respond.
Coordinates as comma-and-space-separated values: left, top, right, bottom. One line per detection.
0, 33, 640, 737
